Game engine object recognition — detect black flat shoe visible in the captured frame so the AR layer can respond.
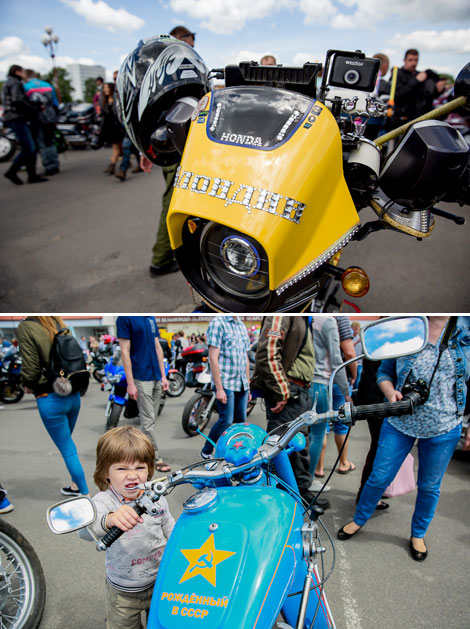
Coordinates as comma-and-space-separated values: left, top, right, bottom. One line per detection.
376, 500, 390, 511
337, 522, 362, 540
409, 537, 427, 562
149, 261, 179, 276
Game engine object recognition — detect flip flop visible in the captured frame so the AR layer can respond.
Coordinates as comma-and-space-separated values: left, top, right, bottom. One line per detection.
155, 462, 171, 473
337, 463, 356, 475
314, 473, 325, 478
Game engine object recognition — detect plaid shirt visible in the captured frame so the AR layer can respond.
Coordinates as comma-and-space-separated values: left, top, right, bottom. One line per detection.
207, 316, 250, 392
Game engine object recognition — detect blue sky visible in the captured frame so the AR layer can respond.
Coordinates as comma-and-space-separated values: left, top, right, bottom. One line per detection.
1, 0, 469, 83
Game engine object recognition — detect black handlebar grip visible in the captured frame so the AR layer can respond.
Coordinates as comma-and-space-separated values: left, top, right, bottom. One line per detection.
352, 398, 415, 422
98, 502, 146, 550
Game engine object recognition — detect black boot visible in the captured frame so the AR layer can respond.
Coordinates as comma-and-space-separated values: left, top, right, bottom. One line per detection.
4, 169, 23, 185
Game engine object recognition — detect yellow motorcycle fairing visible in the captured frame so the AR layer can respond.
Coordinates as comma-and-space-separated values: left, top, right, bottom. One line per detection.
167, 87, 360, 310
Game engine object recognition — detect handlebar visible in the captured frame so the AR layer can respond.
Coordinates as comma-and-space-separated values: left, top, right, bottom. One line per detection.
96, 394, 421, 549
351, 392, 419, 422
97, 502, 146, 551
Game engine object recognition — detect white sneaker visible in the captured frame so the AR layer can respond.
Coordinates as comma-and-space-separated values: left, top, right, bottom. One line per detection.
309, 479, 331, 492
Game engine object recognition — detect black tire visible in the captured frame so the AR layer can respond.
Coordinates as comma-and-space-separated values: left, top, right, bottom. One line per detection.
105, 401, 123, 430
182, 393, 214, 437
0, 382, 24, 404
0, 134, 17, 162
0, 519, 46, 629
93, 367, 105, 383
166, 372, 186, 398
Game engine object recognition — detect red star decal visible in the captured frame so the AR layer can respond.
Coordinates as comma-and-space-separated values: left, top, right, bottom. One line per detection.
232, 440, 245, 451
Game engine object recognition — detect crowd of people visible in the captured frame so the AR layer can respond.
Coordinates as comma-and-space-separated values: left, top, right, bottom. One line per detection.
1, 314, 469, 626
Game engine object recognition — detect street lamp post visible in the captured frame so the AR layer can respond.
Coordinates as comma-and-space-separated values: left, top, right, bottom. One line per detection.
41, 26, 61, 103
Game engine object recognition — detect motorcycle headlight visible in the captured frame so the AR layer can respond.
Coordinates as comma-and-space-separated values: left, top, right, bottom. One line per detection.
200, 223, 269, 299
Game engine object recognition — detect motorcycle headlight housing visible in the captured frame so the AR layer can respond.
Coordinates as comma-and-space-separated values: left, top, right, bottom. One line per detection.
200, 222, 269, 299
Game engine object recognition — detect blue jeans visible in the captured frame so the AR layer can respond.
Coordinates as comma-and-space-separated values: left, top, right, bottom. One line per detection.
36, 392, 89, 494
354, 419, 461, 538
202, 388, 249, 455
120, 136, 132, 172
37, 125, 59, 170
308, 382, 329, 475
8, 120, 37, 175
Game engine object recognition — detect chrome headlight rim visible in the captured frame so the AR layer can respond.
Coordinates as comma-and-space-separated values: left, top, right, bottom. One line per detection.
200, 222, 270, 300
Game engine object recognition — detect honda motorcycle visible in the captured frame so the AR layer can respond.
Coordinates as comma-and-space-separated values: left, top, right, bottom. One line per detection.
0, 347, 24, 404
117, 38, 470, 312
47, 316, 428, 628
0, 519, 46, 628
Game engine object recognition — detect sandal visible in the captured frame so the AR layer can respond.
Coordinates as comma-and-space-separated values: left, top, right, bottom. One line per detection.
155, 462, 171, 473
337, 462, 356, 475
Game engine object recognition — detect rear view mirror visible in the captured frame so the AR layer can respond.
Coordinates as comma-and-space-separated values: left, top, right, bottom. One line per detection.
361, 316, 428, 360
47, 497, 96, 534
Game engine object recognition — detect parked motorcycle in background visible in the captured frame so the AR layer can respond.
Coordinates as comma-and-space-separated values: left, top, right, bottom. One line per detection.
103, 348, 139, 431
117, 38, 470, 312
181, 342, 256, 437
0, 114, 18, 162
0, 518, 46, 629
0, 346, 24, 404
56, 102, 98, 150
47, 317, 429, 628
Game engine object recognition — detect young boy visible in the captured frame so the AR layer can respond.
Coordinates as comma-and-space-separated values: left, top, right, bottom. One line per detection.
87, 426, 175, 629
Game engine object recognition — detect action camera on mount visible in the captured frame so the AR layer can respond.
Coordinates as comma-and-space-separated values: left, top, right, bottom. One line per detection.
322, 49, 380, 93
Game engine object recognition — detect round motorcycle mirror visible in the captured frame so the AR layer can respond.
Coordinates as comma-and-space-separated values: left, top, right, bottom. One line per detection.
454, 61, 470, 108
47, 497, 96, 534
361, 316, 429, 361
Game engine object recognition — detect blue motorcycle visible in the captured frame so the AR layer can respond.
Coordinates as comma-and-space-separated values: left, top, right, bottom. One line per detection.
0, 346, 24, 404
103, 349, 166, 431
47, 316, 428, 628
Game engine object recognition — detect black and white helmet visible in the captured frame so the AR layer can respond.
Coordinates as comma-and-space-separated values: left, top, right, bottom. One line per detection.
117, 35, 209, 166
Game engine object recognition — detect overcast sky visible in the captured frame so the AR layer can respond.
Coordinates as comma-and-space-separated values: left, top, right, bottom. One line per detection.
1, 0, 469, 82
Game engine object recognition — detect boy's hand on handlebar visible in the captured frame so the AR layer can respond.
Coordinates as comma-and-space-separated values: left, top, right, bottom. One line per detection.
344, 394, 353, 404
106, 506, 143, 532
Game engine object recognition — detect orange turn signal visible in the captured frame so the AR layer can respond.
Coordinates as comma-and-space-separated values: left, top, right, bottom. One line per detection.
341, 266, 370, 298
188, 219, 198, 234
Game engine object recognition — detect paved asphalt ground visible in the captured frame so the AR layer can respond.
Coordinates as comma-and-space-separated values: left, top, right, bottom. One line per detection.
1, 148, 470, 312
1, 381, 469, 629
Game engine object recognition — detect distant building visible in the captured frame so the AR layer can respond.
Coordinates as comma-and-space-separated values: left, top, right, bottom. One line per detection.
66, 63, 106, 101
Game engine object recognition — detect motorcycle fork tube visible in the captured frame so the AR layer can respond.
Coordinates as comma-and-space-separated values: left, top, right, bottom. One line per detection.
296, 557, 316, 629
201, 393, 217, 420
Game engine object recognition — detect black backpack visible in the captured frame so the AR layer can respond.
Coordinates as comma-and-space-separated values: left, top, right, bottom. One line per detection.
47, 328, 90, 396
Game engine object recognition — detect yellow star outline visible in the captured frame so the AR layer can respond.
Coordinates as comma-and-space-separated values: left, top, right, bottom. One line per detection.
179, 533, 236, 587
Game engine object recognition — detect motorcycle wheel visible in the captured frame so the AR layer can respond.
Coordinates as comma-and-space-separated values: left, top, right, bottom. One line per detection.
0, 383, 24, 404
105, 401, 123, 431
0, 519, 46, 629
0, 134, 16, 162
166, 372, 186, 398
93, 367, 104, 383
182, 394, 214, 437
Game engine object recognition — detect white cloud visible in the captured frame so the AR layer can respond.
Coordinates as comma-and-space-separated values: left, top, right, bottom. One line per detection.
292, 52, 323, 65
60, 0, 145, 32
389, 29, 470, 55
0, 35, 99, 80
170, 0, 296, 34
0, 36, 26, 57
300, 0, 470, 30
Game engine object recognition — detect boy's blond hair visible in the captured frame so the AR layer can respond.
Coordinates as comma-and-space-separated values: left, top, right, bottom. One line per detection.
94, 426, 155, 491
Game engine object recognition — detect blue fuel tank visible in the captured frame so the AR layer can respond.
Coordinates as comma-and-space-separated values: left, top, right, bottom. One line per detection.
148, 485, 302, 628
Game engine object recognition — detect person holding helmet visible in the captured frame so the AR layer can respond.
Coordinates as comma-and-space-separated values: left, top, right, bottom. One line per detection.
116, 27, 208, 277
